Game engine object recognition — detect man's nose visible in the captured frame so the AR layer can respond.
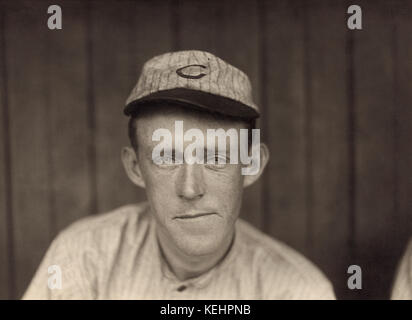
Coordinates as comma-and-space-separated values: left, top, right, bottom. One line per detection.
176, 164, 206, 200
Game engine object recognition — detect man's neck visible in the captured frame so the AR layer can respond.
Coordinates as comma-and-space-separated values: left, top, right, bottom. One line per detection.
156, 229, 235, 281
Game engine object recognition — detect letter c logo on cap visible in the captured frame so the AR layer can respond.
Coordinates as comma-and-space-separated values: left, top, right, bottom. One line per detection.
176, 64, 208, 79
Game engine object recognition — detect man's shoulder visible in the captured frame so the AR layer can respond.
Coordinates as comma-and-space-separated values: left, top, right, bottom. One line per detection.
56, 202, 151, 247
391, 237, 412, 299
236, 219, 334, 298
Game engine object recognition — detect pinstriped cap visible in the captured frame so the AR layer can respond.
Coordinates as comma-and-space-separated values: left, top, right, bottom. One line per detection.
124, 50, 260, 119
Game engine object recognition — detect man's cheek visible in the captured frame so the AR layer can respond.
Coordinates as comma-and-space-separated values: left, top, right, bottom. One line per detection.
205, 169, 243, 192
148, 179, 174, 199
209, 182, 243, 213
142, 162, 175, 187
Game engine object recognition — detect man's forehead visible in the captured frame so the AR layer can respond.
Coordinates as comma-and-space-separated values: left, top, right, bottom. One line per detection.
135, 104, 248, 133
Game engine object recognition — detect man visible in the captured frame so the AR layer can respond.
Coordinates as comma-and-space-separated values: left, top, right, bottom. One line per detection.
23, 50, 335, 299
392, 238, 412, 299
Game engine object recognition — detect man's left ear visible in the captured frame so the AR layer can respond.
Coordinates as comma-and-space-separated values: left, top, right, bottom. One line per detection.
243, 143, 270, 188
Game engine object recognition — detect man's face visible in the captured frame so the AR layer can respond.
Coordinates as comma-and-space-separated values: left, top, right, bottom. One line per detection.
134, 106, 248, 257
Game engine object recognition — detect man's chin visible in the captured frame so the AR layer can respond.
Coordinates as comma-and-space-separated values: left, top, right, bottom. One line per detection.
175, 235, 225, 257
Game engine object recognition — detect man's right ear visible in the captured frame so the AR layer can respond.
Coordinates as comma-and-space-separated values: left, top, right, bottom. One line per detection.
121, 147, 146, 189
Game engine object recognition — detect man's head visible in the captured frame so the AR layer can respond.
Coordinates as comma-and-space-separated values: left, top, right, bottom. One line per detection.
121, 51, 269, 258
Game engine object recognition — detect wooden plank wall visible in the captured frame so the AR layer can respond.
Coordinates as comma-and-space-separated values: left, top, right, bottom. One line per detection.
0, 0, 411, 299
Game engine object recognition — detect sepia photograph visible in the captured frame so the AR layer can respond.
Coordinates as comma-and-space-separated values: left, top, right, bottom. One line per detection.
0, 0, 411, 305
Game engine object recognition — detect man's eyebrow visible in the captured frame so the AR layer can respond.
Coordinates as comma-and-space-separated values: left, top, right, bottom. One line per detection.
204, 147, 231, 156
170, 148, 184, 159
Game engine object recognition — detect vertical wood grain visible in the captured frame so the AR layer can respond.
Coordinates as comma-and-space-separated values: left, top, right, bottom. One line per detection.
175, 0, 218, 52
46, 1, 92, 233
396, 2, 412, 243
5, 1, 52, 298
0, 0, 13, 299
304, 0, 351, 299
261, 0, 308, 251
353, 0, 397, 299
91, 0, 138, 213
392, 0, 412, 292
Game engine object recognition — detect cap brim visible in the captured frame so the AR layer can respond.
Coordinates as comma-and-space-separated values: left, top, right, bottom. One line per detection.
124, 88, 260, 120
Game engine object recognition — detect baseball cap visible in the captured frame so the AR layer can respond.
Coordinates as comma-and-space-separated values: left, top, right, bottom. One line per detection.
124, 50, 260, 120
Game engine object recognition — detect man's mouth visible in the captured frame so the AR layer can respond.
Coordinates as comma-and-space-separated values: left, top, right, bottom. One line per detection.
174, 212, 216, 219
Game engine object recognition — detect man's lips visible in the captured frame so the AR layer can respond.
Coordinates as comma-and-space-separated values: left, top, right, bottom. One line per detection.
173, 212, 217, 219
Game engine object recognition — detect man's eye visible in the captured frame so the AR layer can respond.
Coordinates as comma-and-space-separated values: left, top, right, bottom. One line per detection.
154, 155, 177, 166
163, 156, 174, 164
206, 154, 228, 167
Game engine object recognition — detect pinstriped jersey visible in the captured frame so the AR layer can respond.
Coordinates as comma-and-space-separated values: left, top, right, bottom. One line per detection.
23, 202, 335, 300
